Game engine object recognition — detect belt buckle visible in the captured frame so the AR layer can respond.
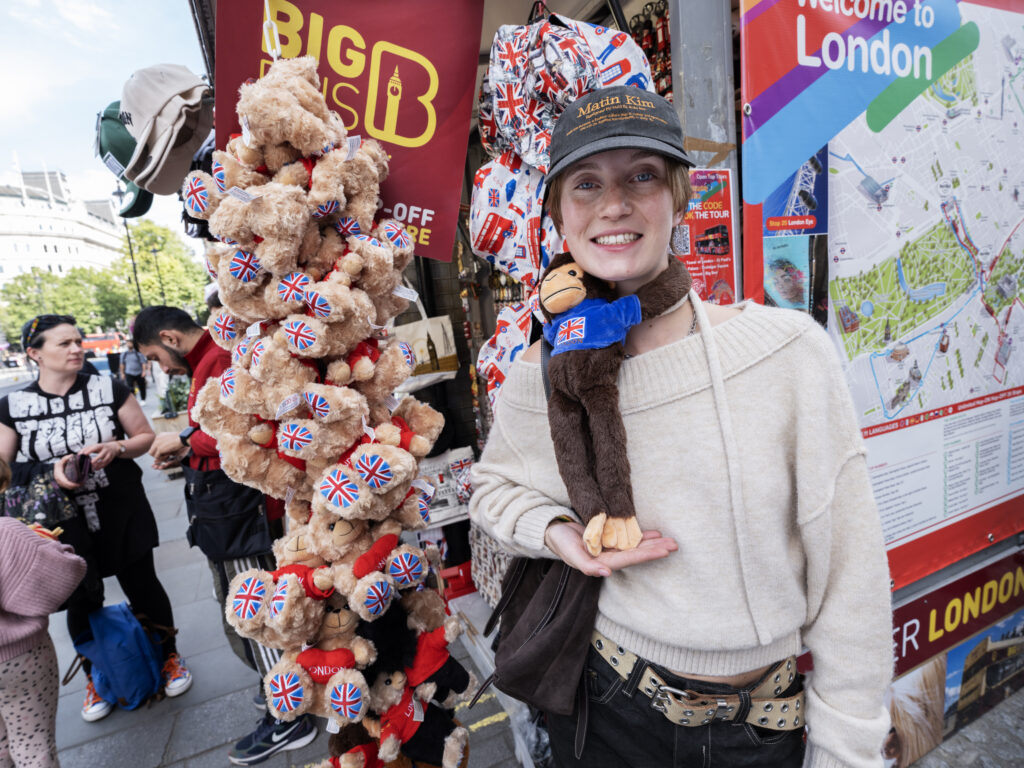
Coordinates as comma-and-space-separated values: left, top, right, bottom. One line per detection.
650, 682, 693, 713
712, 697, 736, 722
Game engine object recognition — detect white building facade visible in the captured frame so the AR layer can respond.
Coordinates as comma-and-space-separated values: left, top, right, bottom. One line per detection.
0, 171, 122, 287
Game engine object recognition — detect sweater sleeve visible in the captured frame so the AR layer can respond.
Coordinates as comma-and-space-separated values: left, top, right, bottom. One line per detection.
0, 519, 87, 618
469, 408, 575, 558
799, 453, 893, 768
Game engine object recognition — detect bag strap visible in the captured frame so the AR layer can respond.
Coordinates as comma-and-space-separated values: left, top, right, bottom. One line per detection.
540, 338, 553, 401
482, 556, 530, 637
61, 653, 86, 686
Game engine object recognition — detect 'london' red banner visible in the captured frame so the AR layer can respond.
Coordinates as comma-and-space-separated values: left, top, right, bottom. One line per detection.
215, 0, 484, 262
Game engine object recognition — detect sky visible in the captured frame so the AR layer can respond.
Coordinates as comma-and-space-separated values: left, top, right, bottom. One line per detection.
0, 0, 209, 256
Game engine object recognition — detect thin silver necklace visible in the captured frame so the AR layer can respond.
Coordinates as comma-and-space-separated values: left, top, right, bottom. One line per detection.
625, 296, 697, 359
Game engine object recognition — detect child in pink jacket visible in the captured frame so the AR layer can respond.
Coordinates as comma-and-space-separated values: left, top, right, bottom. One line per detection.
0, 516, 87, 767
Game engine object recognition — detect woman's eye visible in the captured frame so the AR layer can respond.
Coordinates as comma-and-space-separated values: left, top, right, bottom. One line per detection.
574, 180, 596, 191
635, 171, 655, 182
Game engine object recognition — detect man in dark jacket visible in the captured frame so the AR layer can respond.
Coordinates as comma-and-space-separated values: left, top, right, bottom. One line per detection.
135, 306, 317, 765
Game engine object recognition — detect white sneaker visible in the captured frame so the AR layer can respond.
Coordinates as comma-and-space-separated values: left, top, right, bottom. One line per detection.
162, 653, 193, 697
82, 678, 113, 722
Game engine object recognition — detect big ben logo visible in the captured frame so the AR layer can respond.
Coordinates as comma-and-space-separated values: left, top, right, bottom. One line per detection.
366, 42, 438, 148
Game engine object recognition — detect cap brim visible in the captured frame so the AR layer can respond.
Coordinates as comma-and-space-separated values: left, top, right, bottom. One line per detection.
546, 135, 694, 183
118, 182, 154, 217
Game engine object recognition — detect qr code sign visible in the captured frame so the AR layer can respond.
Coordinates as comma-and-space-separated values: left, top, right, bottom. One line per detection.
676, 225, 690, 256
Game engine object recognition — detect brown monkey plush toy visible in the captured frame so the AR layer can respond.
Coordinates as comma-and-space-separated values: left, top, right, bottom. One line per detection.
539, 254, 691, 556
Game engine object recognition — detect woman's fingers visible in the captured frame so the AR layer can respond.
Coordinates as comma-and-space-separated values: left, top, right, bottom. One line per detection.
545, 520, 677, 577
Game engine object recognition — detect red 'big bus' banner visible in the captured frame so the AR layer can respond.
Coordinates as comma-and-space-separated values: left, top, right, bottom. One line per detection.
215, 0, 484, 262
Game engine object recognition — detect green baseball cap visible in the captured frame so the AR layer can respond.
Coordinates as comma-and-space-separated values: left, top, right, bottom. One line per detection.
117, 180, 153, 218
95, 100, 135, 179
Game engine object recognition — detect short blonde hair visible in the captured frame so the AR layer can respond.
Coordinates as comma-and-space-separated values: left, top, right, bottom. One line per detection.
546, 156, 693, 235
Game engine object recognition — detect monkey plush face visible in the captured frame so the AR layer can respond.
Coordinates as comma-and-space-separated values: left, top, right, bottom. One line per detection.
540, 260, 587, 315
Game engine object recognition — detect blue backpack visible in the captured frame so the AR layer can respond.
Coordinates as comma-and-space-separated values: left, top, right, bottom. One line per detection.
72, 602, 164, 709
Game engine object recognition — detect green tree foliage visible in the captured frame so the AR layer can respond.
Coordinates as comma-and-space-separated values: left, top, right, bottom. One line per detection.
0, 221, 208, 344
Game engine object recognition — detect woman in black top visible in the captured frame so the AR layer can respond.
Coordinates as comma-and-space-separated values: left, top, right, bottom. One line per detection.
0, 315, 193, 722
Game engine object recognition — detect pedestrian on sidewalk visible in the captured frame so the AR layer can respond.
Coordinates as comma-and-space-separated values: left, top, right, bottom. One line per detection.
0, 514, 87, 768
0, 315, 193, 726
135, 306, 317, 766
470, 88, 893, 767
119, 341, 150, 405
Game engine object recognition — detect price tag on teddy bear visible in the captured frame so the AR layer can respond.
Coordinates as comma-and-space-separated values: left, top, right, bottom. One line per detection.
411, 478, 436, 500
285, 486, 296, 504
241, 115, 253, 147
227, 186, 260, 203
393, 284, 419, 301
385, 395, 401, 412
345, 135, 361, 160
276, 393, 302, 419
246, 321, 264, 337
361, 416, 376, 441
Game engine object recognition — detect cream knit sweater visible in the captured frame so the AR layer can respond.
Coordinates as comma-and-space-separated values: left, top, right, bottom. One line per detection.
470, 296, 893, 768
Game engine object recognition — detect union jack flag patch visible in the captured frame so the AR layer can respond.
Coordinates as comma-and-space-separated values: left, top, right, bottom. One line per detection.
211, 160, 226, 192
184, 177, 208, 214
228, 250, 261, 282
334, 217, 361, 237
233, 340, 250, 363
268, 672, 304, 712
231, 576, 264, 620
269, 580, 288, 617
556, 317, 586, 344
304, 392, 330, 419
304, 290, 332, 319
279, 424, 313, 452
319, 469, 360, 508
277, 272, 309, 303
329, 682, 363, 720
381, 221, 412, 250
355, 454, 393, 489
388, 552, 424, 586
353, 234, 385, 250
313, 200, 340, 219
398, 342, 416, 369
363, 581, 392, 616
219, 368, 236, 398
213, 313, 236, 341
283, 320, 317, 351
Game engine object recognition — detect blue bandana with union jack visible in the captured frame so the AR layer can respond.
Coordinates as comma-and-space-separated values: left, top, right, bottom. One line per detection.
363, 580, 393, 616
277, 271, 310, 303
232, 576, 265, 620
269, 580, 288, 617
228, 250, 261, 282
355, 453, 393, 489
184, 177, 208, 214
329, 682, 363, 720
320, 469, 360, 508
269, 671, 305, 712
304, 391, 330, 419
279, 423, 313, 452
304, 290, 332, 319
542, 297, 643, 356
213, 313, 236, 341
220, 368, 236, 398
334, 217, 361, 237
283, 320, 317, 351
388, 552, 424, 587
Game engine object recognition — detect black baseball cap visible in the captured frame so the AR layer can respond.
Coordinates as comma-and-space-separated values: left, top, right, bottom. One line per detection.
546, 87, 693, 182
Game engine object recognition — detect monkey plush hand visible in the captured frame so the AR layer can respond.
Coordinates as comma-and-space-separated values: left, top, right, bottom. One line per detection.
539, 254, 690, 556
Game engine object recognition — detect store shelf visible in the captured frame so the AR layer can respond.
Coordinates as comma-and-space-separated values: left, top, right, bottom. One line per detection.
450, 591, 537, 768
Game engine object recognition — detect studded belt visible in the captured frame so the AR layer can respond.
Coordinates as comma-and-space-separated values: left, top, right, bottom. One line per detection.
591, 630, 805, 732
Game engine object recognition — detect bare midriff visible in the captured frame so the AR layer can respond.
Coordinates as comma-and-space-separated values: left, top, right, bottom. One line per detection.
672, 662, 774, 688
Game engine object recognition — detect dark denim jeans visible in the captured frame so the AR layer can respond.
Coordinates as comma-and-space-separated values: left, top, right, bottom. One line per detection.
546, 646, 806, 768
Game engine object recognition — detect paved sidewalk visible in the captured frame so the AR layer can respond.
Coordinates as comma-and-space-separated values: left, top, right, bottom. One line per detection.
50, 443, 521, 767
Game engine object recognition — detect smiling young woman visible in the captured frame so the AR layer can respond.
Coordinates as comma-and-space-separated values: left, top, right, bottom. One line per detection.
469, 87, 894, 768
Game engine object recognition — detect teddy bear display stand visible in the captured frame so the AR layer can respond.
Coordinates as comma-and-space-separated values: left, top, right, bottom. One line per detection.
190, 55, 469, 768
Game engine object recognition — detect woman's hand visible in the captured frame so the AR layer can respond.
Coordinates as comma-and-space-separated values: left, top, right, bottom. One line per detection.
53, 454, 82, 490
80, 442, 119, 471
544, 520, 677, 577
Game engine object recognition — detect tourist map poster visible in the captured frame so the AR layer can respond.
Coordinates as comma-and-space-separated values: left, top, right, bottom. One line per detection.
741, 0, 1024, 587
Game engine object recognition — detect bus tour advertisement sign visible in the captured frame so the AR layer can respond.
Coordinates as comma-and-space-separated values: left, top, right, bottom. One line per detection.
215, 0, 484, 262
741, 0, 1024, 588
678, 168, 738, 305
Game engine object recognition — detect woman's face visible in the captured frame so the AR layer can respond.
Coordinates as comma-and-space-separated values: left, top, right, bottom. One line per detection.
30, 324, 83, 373
558, 148, 682, 296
